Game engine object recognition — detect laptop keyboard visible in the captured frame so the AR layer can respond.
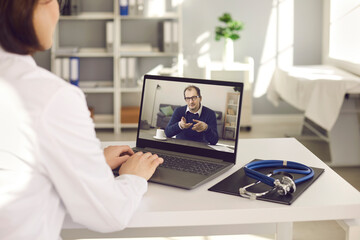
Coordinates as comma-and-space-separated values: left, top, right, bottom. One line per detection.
112, 151, 224, 177
156, 153, 223, 175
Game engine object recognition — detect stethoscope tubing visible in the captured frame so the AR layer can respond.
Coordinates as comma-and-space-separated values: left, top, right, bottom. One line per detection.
244, 160, 314, 186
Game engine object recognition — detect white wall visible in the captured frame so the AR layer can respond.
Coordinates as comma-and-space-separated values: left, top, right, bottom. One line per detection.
181, 0, 323, 114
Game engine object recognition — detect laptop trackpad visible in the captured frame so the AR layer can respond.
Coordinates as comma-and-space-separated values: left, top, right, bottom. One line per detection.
150, 167, 206, 189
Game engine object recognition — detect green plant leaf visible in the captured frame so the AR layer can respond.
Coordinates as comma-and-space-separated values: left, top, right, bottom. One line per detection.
215, 13, 244, 41
215, 27, 226, 37
219, 13, 232, 23
229, 21, 243, 31
229, 34, 240, 40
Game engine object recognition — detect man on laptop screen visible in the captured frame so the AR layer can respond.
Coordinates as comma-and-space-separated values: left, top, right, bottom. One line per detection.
165, 85, 218, 145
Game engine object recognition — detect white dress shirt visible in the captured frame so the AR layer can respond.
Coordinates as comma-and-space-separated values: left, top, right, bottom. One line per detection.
178, 104, 203, 129
186, 104, 203, 116
0, 48, 147, 240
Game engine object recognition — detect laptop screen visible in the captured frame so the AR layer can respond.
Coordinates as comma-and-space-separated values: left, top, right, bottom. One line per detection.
136, 75, 243, 164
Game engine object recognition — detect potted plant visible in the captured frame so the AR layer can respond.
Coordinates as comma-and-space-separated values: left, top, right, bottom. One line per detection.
215, 13, 244, 66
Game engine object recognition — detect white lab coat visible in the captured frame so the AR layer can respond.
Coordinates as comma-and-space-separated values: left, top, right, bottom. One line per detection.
0, 48, 147, 240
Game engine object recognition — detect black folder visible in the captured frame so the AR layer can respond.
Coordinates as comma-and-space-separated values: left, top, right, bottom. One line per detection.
208, 159, 325, 205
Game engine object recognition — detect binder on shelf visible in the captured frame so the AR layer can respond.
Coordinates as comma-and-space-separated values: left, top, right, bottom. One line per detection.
69, 57, 80, 86
163, 21, 172, 53
62, 58, 70, 82
106, 21, 114, 52
127, 58, 137, 88
119, 0, 129, 16
136, 0, 144, 16
119, 58, 137, 88
120, 58, 127, 87
54, 58, 62, 77
172, 21, 179, 53
128, 0, 136, 15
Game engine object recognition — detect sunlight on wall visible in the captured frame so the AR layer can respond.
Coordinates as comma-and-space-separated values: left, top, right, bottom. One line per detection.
196, 31, 211, 69
196, 31, 211, 45
254, 1, 277, 98
254, 0, 294, 98
197, 50, 210, 68
277, 0, 294, 67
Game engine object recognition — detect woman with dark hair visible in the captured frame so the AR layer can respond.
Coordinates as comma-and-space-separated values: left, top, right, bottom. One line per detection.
0, 0, 163, 239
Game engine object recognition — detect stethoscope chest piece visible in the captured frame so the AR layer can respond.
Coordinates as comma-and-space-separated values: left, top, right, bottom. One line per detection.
274, 176, 296, 196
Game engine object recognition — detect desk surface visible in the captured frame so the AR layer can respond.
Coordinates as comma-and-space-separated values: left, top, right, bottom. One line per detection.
63, 138, 360, 236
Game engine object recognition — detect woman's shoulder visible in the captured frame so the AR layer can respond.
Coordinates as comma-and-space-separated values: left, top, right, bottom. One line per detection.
4, 61, 83, 113
0, 54, 72, 93
36, 66, 71, 88
0, 52, 85, 121
27, 66, 83, 103
36, 67, 85, 105
32, 63, 82, 93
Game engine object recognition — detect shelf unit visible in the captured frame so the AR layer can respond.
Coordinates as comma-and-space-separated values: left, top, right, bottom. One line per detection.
51, 0, 182, 133
223, 92, 240, 139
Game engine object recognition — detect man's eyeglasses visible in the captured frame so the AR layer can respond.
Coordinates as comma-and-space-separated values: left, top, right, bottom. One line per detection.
184, 96, 200, 102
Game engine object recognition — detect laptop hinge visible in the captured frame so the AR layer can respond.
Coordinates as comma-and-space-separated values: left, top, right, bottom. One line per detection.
134, 147, 224, 163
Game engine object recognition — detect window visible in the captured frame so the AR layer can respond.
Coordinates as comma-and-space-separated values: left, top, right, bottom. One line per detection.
324, 0, 360, 75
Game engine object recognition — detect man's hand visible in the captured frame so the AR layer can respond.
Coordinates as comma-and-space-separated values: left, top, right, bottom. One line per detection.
104, 145, 134, 169
180, 116, 193, 129
119, 152, 164, 180
192, 119, 208, 132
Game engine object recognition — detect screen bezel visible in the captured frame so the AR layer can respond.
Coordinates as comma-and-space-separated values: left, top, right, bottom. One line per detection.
136, 74, 244, 164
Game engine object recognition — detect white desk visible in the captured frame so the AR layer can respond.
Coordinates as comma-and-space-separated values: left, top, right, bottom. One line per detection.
61, 138, 360, 240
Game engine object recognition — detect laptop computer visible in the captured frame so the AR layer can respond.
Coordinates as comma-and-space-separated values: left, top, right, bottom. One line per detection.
134, 74, 243, 189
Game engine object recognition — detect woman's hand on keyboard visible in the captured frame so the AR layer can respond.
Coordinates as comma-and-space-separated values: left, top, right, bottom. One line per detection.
119, 152, 164, 180
104, 145, 134, 169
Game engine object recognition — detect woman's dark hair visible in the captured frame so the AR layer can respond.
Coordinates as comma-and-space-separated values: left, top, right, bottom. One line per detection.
0, 0, 42, 55
184, 85, 202, 98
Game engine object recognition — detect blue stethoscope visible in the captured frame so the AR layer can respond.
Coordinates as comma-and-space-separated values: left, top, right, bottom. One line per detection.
239, 160, 314, 199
